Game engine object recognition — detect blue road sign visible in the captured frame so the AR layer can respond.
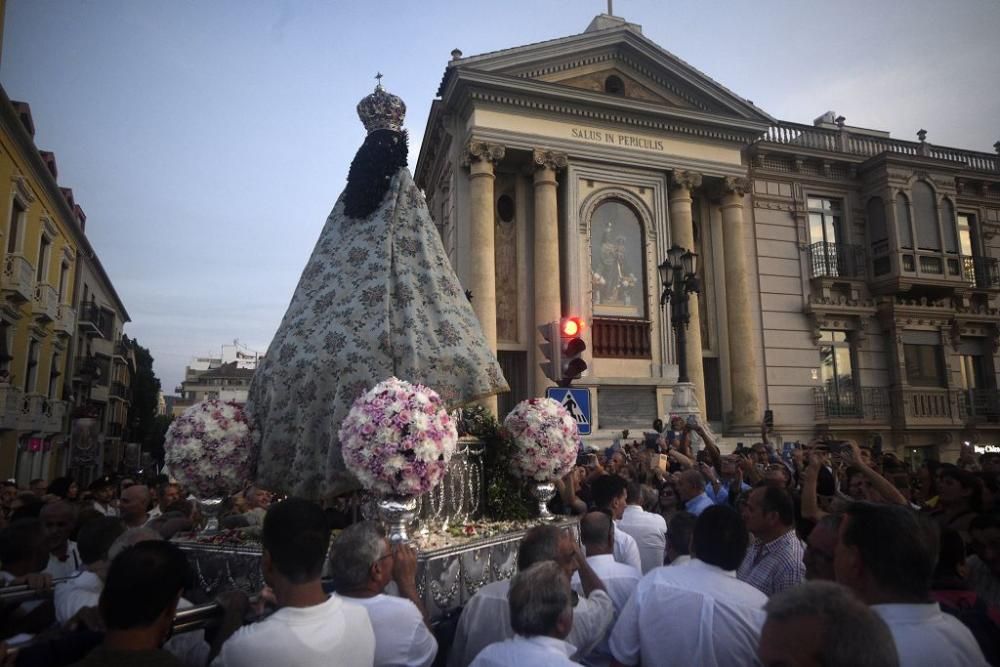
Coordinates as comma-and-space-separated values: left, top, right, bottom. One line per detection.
546, 387, 592, 435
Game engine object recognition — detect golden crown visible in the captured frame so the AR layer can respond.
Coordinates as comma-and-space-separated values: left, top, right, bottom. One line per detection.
357, 74, 406, 134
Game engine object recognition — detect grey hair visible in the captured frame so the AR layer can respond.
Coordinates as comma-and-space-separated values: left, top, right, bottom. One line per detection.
108, 527, 162, 561
508, 561, 572, 638
764, 581, 899, 667
328, 521, 387, 591
516, 525, 563, 571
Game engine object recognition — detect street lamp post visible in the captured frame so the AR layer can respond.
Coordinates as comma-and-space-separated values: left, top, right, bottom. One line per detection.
659, 244, 700, 384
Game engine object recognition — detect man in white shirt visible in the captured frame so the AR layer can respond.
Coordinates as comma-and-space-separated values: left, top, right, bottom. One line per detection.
665, 512, 696, 566
89, 478, 118, 517
758, 580, 899, 667
471, 561, 577, 667
617, 482, 667, 574
591, 475, 642, 572
330, 521, 437, 667
212, 498, 375, 667
119, 484, 152, 528
40, 501, 80, 578
449, 524, 615, 667
835, 501, 988, 667
573, 511, 640, 667
54, 516, 125, 624
609, 505, 768, 667
146, 482, 180, 522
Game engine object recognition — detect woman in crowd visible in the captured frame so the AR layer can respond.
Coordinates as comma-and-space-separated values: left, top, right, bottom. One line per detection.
929, 466, 982, 540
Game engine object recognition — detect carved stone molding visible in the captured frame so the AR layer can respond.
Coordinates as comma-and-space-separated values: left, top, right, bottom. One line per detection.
11, 175, 36, 204
462, 141, 505, 167
721, 176, 751, 198
670, 170, 703, 192
531, 149, 568, 172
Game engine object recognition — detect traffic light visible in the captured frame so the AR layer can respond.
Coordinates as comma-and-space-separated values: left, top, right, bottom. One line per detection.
559, 316, 588, 387
538, 321, 562, 384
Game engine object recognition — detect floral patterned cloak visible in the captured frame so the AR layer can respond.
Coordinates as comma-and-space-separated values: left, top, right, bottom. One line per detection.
246, 168, 508, 498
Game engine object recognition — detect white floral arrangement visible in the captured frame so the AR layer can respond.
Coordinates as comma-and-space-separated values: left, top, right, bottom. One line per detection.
591, 272, 606, 287
164, 399, 257, 498
620, 273, 637, 289
339, 377, 458, 497
503, 398, 580, 482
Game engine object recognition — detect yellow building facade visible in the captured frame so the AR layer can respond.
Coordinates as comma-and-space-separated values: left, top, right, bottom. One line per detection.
0, 90, 81, 481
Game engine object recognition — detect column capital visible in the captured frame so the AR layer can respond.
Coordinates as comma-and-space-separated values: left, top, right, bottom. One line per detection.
720, 175, 751, 198
463, 141, 506, 167
532, 148, 568, 172
670, 170, 703, 192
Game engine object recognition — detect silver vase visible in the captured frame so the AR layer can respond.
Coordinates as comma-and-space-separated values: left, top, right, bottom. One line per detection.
531, 482, 557, 521
197, 497, 224, 534
377, 495, 418, 543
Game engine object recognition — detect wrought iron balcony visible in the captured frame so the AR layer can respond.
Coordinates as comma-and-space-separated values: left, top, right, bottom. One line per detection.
110, 382, 128, 400
814, 387, 890, 422
806, 242, 866, 279
961, 256, 1000, 290
958, 389, 1000, 421
2, 254, 35, 303
77, 301, 104, 337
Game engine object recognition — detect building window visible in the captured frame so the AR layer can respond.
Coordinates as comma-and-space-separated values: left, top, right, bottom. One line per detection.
819, 331, 856, 409
895, 193, 913, 250
808, 197, 850, 276
903, 344, 945, 387
24, 339, 39, 394
591, 200, 645, 319
58, 262, 70, 303
942, 199, 958, 254
912, 181, 939, 251
956, 213, 976, 256
7, 198, 25, 254
49, 354, 60, 399
0, 321, 12, 380
35, 236, 50, 283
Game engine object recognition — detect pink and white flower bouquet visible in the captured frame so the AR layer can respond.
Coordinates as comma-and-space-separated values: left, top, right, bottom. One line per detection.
339, 377, 458, 497
164, 399, 257, 497
503, 398, 580, 482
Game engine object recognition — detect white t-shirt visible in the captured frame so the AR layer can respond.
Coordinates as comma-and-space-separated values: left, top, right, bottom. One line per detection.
609, 559, 767, 667
571, 554, 641, 667
873, 603, 988, 667
611, 524, 642, 573
470, 635, 576, 667
346, 593, 437, 667
44, 541, 81, 579
449, 578, 614, 667
617, 506, 667, 574
92, 501, 118, 517
212, 593, 375, 667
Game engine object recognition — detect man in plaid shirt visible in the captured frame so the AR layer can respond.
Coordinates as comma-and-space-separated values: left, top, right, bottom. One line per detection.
737, 486, 805, 596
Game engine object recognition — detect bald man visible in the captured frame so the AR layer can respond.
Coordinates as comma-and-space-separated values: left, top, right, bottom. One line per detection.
40, 501, 80, 578
119, 485, 152, 528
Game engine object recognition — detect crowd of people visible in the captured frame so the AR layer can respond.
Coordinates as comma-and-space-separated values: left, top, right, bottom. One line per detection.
0, 419, 998, 666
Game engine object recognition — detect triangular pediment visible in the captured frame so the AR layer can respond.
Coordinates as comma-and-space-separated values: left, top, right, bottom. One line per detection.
442, 18, 774, 124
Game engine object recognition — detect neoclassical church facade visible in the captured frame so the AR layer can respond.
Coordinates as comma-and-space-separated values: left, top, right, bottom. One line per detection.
414, 14, 1000, 463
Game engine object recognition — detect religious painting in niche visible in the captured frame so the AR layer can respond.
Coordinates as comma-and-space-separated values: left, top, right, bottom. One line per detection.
591, 200, 645, 318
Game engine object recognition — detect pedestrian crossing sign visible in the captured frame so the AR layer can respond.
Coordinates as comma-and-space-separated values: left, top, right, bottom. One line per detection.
545, 387, 592, 435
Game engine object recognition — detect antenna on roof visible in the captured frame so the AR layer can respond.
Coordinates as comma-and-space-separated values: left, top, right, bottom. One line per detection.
607, 0, 614, 15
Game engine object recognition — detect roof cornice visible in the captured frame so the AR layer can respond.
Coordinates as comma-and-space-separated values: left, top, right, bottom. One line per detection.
0, 85, 130, 321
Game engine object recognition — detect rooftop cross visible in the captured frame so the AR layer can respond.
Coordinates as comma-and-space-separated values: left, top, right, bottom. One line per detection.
375, 72, 383, 87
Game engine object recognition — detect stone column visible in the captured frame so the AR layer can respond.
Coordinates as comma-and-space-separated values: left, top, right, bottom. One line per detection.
669, 170, 706, 412
464, 141, 505, 415
532, 149, 568, 395
720, 176, 762, 429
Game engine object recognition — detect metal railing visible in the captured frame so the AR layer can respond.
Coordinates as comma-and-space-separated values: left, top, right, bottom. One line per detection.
961, 256, 1000, 289
760, 122, 1000, 172
110, 381, 128, 399
77, 301, 104, 337
814, 386, 890, 421
806, 242, 866, 279
592, 318, 652, 358
958, 389, 1000, 420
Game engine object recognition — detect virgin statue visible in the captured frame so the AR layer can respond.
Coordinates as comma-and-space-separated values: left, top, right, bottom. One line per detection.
246, 79, 508, 498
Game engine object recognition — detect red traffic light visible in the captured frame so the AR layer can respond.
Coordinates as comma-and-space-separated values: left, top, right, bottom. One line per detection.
561, 317, 584, 337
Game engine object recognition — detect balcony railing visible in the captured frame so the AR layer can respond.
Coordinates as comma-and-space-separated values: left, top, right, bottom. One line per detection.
814, 386, 890, 421
592, 318, 651, 359
958, 389, 1000, 421
2, 254, 35, 303
760, 121, 1000, 172
960, 256, 1000, 290
891, 388, 956, 426
113, 342, 129, 358
110, 382, 128, 399
0, 384, 23, 430
806, 242, 866, 279
17, 393, 47, 431
77, 302, 104, 337
54, 304, 76, 337
31, 283, 59, 322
